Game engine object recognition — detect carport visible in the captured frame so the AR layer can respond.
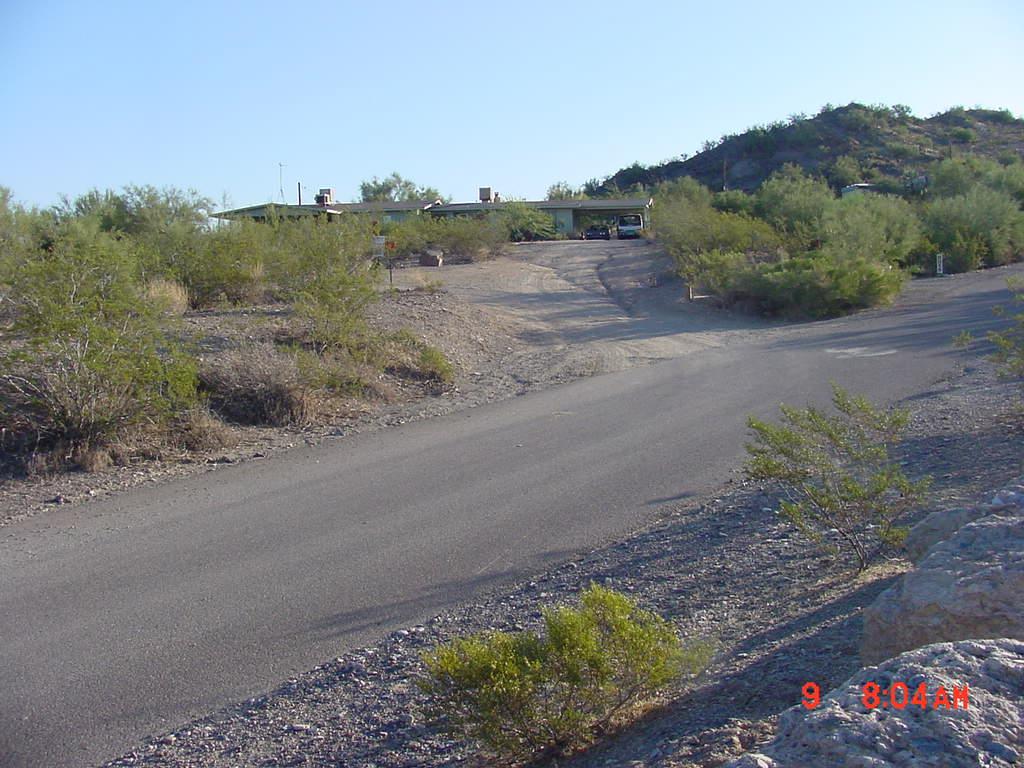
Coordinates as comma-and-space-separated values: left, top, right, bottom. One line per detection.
429, 197, 652, 236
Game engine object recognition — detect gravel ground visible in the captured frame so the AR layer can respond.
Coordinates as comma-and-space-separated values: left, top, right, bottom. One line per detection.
102, 360, 1023, 768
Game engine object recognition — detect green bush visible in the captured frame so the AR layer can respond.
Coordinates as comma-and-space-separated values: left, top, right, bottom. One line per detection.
166, 219, 267, 307
826, 155, 864, 190
420, 584, 710, 761
753, 165, 835, 251
739, 254, 905, 319
270, 215, 379, 354
417, 345, 454, 383
500, 201, 556, 242
820, 193, 921, 265
988, 278, 1024, 388
923, 186, 1024, 271
745, 384, 929, 571
437, 214, 508, 259
384, 214, 507, 261
0, 219, 197, 462
655, 179, 781, 293
712, 189, 756, 216
950, 127, 976, 143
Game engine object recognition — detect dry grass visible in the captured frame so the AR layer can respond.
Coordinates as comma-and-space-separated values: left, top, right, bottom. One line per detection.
198, 343, 315, 427
145, 278, 190, 315
172, 406, 238, 452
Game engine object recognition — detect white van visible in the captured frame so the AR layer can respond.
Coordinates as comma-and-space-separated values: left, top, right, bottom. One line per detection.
616, 213, 644, 239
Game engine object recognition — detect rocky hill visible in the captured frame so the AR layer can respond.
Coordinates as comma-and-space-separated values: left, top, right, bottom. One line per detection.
600, 103, 1024, 194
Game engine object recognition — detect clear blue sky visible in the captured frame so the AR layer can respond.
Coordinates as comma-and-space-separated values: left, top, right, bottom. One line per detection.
3, 0, 1022, 210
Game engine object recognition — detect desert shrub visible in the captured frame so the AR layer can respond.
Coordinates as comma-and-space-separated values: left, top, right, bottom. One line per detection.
733, 254, 905, 319
171, 406, 237, 452
835, 104, 884, 132
745, 384, 929, 571
172, 221, 267, 307
753, 165, 835, 250
923, 186, 1024, 271
500, 202, 556, 242
0, 220, 197, 463
655, 182, 781, 294
435, 215, 507, 259
656, 176, 713, 209
656, 175, 909, 318
886, 142, 917, 160
988, 160, 1024, 206
198, 344, 313, 426
268, 215, 379, 353
386, 213, 507, 261
929, 156, 1009, 199
367, 329, 455, 384
826, 155, 864, 190
712, 189, 755, 216
420, 584, 710, 762
417, 345, 454, 383
382, 214, 435, 258
683, 249, 753, 304
820, 193, 921, 265
987, 278, 1024, 388
950, 127, 975, 143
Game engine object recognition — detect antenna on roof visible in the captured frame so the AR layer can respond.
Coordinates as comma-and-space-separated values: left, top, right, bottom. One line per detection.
278, 163, 286, 203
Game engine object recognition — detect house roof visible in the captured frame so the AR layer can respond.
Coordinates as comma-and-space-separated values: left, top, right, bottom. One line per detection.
212, 196, 652, 220
429, 197, 652, 214
212, 199, 440, 219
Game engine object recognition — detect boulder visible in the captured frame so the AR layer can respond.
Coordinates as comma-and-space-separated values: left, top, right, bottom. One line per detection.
904, 504, 1007, 563
862, 512, 1024, 665
904, 479, 1024, 564
727, 639, 1024, 768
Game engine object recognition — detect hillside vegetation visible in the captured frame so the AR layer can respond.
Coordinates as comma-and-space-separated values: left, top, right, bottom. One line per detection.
654, 154, 1024, 318
598, 103, 1024, 195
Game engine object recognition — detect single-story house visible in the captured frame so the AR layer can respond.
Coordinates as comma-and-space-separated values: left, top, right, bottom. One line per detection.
213, 187, 652, 236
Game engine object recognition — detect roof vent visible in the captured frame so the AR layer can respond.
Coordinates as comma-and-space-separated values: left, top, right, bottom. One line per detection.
315, 187, 335, 206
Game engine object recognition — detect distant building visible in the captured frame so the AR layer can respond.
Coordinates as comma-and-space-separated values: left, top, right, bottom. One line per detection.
429, 194, 652, 236
840, 183, 880, 198
213, 188, 439, 224
212, 186, 653, 237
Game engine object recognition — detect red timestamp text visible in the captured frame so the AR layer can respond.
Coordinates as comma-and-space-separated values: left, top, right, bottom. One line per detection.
800, 681, 969, 711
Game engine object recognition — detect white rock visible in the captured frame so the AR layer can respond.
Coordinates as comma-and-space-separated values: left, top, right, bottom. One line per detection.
862, 511, 1024, 665
726, 639, 1024, 768
903, 505, 998, 563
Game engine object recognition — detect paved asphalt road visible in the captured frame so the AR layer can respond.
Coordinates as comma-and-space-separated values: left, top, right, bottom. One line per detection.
1, 264, 1020, 767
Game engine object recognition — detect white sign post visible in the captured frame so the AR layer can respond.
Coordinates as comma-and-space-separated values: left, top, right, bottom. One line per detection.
936, 252, 944, 276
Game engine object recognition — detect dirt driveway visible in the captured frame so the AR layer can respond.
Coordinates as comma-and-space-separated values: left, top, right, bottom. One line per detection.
393, 239, 778, 375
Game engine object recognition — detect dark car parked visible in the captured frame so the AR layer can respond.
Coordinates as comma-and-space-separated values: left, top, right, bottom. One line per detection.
583, 224, 611, 240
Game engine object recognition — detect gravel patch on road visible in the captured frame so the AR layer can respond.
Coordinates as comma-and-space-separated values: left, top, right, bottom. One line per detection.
103, 361, 1023, 768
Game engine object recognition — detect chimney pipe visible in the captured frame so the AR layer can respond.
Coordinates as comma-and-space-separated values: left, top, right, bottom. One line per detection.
297, 182, 302, 205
